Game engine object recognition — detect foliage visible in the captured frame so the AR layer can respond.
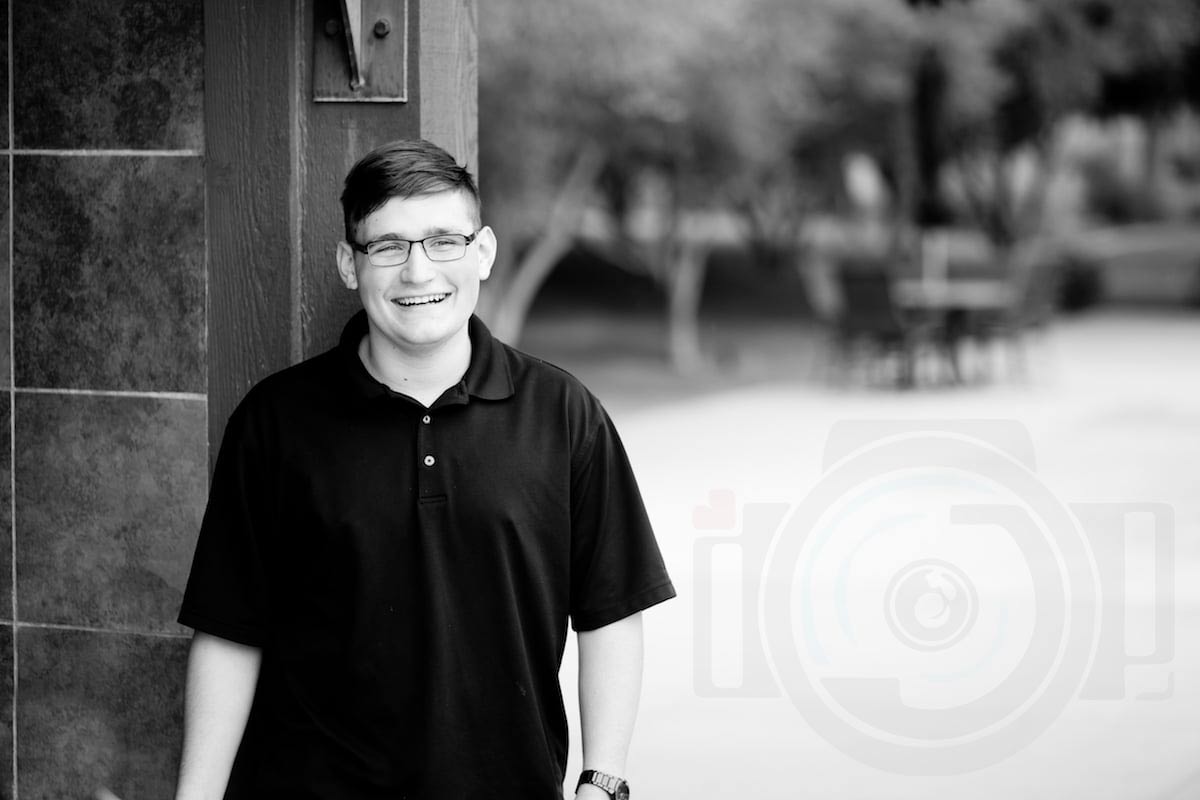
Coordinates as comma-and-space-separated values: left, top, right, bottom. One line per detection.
478, 0, 735, 333
479, 0, 726, 230
1085, 0, 1200, 119
1077, 154, 1160, 223
478, 0, 1200, 339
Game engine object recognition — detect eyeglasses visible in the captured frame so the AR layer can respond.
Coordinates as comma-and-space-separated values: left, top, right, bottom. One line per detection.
350, 230, 480, 267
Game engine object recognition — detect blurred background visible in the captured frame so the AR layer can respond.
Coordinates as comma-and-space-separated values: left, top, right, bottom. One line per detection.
477, 0, 1200, 388
1, 0, 1196, 797
471, 1, 1200, 798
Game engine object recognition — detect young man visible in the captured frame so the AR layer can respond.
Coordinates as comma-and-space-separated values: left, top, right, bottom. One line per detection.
174, 139, 675, 799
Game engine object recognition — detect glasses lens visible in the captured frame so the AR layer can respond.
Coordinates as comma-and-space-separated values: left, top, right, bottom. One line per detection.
366, 240, 410, 266
422, 234, 469, 262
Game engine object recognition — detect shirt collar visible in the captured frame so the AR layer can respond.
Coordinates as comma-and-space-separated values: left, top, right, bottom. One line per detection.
462, 314, 516, 400
338, 311, 514, 403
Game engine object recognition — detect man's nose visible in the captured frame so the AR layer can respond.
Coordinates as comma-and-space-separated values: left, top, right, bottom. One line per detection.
400, 243, 436, 282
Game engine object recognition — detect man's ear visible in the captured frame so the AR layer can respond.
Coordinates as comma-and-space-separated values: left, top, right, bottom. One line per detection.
336, 241, 359, 290
476, 226, 497, 281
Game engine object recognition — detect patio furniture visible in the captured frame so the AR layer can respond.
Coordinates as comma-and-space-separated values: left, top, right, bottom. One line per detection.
960, 252, 1059, 381
832, 270, 949, 387
891, 240, 1057, 383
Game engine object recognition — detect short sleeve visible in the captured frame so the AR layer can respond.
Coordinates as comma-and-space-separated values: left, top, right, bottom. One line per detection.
178, 401, 271, 646
568, 409, 675, 631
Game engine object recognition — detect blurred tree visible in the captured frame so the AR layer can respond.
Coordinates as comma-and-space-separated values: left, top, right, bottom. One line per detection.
718, 0, 1027, 253
478, 0, 1200, 360
479, 0, 732, 356
915, 0, 1200, 241
1084, 0, 1200, 209
479, 0, 1019, 353
932, 5, 1063, 245
701, 0, 916, 224
898, 0, 1036, 246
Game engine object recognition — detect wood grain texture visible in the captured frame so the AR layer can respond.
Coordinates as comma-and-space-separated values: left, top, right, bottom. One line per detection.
418, 0, 478, 172
204, 0, 300, 458
299, 1, 422, 358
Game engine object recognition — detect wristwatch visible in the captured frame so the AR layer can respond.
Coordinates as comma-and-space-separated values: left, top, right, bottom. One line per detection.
576, 770, 630, 800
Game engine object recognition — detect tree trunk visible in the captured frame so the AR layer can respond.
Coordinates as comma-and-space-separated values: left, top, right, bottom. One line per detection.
489, 144, 607, 344
1015, 133, 1061, 240
890, 103, 919, 257
667, 238, 711, 375
1140, 116, 1164, 218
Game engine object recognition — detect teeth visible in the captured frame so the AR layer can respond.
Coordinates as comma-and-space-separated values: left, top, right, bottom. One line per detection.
394, 293, 447, 306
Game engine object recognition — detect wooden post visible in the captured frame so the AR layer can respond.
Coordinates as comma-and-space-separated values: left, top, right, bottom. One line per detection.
419, 0, 478, 171
205, 0, 477, 464
205, 0, 303, 458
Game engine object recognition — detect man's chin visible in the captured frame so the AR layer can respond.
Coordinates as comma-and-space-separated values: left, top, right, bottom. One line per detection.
371, 319, 470, 354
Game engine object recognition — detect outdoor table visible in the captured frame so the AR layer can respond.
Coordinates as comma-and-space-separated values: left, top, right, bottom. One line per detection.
891, 278, 1015, 310
890, 278, 1017, 383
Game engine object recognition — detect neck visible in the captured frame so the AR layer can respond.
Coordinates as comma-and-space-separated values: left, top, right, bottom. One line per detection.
358, 326, 472, 407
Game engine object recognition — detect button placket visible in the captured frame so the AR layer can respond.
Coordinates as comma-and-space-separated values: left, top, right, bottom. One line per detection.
420, 413, 435, 466
416, 409, 447, 501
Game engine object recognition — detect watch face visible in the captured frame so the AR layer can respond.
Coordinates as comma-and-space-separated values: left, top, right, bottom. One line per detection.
615, 785, 630, 800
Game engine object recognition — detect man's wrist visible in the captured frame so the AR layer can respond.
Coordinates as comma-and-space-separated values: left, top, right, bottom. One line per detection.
575, 784, 612, 800
576, 769, 629, 800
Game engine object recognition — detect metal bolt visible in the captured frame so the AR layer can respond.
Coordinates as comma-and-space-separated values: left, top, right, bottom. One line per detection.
324, 18, 341, 37
373, 19, 391, 38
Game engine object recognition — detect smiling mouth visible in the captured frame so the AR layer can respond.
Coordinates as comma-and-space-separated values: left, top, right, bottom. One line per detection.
392, 293, 449, 307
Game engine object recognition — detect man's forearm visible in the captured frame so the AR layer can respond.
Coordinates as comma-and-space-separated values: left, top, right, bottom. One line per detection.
175, 631, 263, 800
576, 613, 644, 796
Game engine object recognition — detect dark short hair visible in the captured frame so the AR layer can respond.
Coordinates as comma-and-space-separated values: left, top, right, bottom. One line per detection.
340, 139, 480, 242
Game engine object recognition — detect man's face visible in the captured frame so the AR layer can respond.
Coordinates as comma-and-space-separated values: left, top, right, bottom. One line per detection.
336, 191, 495, 357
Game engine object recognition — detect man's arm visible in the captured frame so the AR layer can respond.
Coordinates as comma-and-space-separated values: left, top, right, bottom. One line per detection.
174, 631, 263, 800
575, 612, 644, 799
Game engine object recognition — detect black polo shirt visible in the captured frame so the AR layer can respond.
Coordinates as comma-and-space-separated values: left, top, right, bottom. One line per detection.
179, 311, 675, 799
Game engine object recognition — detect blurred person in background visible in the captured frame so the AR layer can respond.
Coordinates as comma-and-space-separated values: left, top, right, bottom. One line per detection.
173, 139, 674, 800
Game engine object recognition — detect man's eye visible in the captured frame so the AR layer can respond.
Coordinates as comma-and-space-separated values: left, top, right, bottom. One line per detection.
372, 241, 408, 254
427, 237, 460, 250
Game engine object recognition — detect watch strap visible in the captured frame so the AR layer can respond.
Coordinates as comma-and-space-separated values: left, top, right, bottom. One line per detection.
577, 769, 629, 798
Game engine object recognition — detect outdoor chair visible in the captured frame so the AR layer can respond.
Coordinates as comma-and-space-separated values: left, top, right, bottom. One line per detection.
962, 243, 1058, 382
832, 269, 941, 387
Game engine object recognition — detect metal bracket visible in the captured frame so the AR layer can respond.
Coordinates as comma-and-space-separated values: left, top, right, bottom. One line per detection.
313, 0, 408, 102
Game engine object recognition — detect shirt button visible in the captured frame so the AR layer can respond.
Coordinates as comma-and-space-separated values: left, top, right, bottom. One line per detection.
423, 455, 436, 467
422, 415, 431, 424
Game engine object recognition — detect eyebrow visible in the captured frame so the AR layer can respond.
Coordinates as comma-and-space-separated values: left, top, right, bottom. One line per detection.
368, 227, 462, 241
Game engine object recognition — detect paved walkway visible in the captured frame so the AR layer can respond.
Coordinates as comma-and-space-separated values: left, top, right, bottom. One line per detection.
536, 309, 1200, 799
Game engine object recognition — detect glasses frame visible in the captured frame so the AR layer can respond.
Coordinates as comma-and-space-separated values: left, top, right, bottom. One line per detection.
350, 229, 480, 267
